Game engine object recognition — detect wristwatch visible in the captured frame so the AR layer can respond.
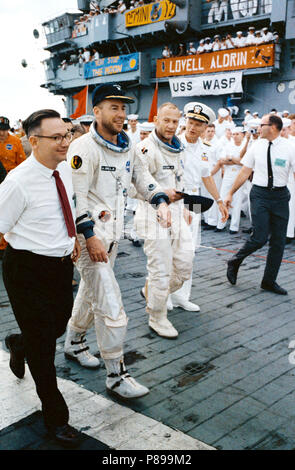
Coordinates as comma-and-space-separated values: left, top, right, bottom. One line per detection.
216, 198, 223, 203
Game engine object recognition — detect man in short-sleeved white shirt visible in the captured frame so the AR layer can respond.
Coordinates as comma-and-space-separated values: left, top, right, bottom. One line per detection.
0, 109, 81, 448
169, 102, 228, 312
224, 114, 295, 295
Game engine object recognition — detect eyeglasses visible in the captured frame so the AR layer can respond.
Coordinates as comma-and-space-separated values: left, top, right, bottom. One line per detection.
33, 131, 73, 144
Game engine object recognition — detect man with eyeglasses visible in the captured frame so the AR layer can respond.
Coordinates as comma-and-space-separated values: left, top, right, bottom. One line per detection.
0, 109, 82, 448
224, 114, 295, 295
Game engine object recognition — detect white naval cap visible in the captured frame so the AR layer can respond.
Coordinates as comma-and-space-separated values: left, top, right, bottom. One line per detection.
127, 114, 139, 120
139, 121, 155, 132
244, 109, 251, 114
283, 110, 289, 115
75, 114, 94, 123
218, 108, 230, 118
232, 126, 245, 133
247, 118, 261, 128
253, 112, 259, 116
236, 31, 243, 35
184, 102, 216, 124
282, 118, 292, 128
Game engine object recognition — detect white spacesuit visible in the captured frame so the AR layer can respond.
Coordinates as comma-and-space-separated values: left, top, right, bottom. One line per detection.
64, 84, 169, 399
134, 127, 195, 339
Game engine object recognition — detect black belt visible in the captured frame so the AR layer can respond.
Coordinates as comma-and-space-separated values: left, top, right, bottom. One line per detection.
6, 244, 72, 263
253, 185, 287, 192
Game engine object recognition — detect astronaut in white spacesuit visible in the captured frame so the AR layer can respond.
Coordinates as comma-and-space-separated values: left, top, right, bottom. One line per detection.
64, 83, 171, 399
135, 103, 199, 339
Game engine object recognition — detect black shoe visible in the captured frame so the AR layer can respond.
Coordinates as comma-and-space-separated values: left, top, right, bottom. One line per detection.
47, 424, 82, 449
203, 225, 217, 231
229, 230, 238, 235
227, 259, 241, 285
5, 334, 25, 379
260, 281, 288, 295
215, 228, 226, 233
242, 228, 253, 234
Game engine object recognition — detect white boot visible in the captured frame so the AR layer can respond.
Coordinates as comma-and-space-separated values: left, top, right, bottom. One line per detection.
64, 327, 100, 369
149, 311, 178, 338
141, 287, 178, 338
171, 294, 200, 312
105, 357, 149, 399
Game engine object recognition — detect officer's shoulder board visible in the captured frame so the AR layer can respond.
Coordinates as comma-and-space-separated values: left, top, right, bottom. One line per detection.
202, 140, 212, 147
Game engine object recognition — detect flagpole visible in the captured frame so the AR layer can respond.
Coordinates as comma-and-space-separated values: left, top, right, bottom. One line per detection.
86, 85, 89, 114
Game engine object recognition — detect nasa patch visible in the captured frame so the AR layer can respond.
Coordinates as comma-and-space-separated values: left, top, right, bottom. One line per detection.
71, 155, 82, 170
6, 144, 13, 150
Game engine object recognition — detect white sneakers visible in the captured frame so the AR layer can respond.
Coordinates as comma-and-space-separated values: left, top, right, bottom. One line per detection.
105, 358, 149, 399
170, 295, 200, 312
64, 327, 100, 369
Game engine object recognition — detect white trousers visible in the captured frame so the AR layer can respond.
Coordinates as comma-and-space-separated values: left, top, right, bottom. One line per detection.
143, 224, 194, 316
217, 177, 244, 231
69, 235, 127, 360
171, 213, 200, 302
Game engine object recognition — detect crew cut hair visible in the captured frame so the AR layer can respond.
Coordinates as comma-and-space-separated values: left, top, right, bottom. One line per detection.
268, 114, 283, 132
23, 109, 61, 137
157, 102, 180, 114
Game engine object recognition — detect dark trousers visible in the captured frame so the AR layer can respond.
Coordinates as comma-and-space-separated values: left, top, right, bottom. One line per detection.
2, 244, 74, 429
232, 185, 290, 284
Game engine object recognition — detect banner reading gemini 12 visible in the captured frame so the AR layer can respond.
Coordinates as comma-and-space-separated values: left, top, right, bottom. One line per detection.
125, 0, 175, 28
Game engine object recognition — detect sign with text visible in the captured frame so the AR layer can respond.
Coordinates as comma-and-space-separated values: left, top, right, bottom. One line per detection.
125, 0, 175, 28
84, 53, 139, 79
157, 44, 275, 78
169, 72, 243, 97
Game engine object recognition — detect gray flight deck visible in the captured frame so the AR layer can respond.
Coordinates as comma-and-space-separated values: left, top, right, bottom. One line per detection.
1, 219, 295, 450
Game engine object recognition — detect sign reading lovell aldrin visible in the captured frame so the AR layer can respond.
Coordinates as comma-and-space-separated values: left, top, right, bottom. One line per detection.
157, 44, 275, 78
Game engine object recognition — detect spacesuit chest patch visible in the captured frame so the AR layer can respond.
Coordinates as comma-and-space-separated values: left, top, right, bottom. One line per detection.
163, 165, 175, 170
101, 166, 116, 172
126, 161, 130, 173
71, 155, 83, 169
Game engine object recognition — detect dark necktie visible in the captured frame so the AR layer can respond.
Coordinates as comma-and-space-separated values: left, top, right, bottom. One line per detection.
53, 170, 76, 238
267, 141, 273, 189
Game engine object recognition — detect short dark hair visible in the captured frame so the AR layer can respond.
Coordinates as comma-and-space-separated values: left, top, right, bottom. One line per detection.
23, 109, 60, 137
62, 117, 72, 123
268, 114, 283, 131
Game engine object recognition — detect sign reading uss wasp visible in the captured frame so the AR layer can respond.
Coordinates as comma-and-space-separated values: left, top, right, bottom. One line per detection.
84, 53, 139, 79
125, 0, 175, 28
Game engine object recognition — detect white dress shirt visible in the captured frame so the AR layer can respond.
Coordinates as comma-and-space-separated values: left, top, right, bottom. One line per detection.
0, 154, 75, 256
180, 135, 210, 194
241, 137, 295, 187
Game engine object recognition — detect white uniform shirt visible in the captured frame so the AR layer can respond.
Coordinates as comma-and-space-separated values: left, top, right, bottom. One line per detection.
220, 141, 244, 178
180, 135, 210, 194
213, 119, 235, 138
246, 34, 256, 46
197, 45, 205, 53
262, 32, 274, 43
234, 36, 246, 48
241, 136, 295, 187
127, 128, 141, 145
0, 154, 75, 256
